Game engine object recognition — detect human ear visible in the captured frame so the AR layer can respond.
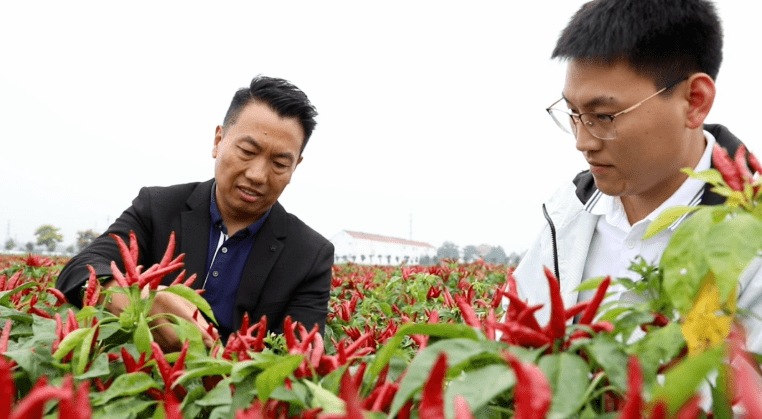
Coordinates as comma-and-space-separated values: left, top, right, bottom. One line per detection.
684, 73, 716, 129
212, 126, 223, 158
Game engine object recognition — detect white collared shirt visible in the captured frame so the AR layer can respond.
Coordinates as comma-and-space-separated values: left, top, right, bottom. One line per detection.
578, 130, 717, 305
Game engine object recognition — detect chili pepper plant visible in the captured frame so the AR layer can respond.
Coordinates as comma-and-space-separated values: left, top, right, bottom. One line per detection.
0, 143, 761, 418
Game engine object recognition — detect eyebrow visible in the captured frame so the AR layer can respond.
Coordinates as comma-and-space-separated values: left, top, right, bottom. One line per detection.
562, 94, 621, 111
240, 137, 295, 162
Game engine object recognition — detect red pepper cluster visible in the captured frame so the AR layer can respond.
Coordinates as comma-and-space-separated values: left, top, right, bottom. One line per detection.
0, 356, 91, 419
109, 231, 197, 290
712, 144, 762, 192
0, 270, 67, 319
486, 267, 612, 350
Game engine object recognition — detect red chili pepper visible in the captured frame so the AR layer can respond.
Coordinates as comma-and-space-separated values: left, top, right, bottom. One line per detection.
713, 144, 744, 191
579, 276, 611, 325
564, 301, 589, 321
84, 265, 101, 307
735, 145, 754, 184
454, 294, 481, 328
454, 395, 476, 419
46, 287, 68, 306
619, 356, 643, 419
503, 352, 552, 419
419, 352, 447, 419
748, 150, 762, 175
1, 356, 15, 418
543, 267, 566, 341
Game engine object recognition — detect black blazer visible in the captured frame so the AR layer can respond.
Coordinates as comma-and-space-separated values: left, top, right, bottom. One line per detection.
56, 179, 334, 335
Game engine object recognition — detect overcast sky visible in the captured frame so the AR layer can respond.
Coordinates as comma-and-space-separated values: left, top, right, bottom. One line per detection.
1, 1, 760, 254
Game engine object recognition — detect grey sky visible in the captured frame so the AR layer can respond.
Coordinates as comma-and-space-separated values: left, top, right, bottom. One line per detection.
1, 1, 759, 254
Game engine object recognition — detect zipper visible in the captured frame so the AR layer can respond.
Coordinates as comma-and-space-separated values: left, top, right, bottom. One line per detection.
542, 203, 560, 281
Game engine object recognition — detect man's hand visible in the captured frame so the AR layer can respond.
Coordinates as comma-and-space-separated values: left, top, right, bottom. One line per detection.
101, 279, 217, 351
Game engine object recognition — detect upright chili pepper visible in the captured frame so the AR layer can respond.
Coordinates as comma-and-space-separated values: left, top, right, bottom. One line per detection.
712, 144, 744, 191
618, 356, 643, 419
503, 352, 552, 419
543, 267, 566, 341
734, 145, 754, 184
419, 352, 447, 419
579, 276, 611, 325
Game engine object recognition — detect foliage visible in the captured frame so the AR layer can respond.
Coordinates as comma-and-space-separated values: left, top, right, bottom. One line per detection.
436, 241, 459, 261
34, 224, 62, 252
4, 238, 14, 251
76, 230, 100, 252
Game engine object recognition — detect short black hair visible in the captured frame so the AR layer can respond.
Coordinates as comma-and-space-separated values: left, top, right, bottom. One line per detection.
223, 75, 318, 153
552, 0, 723, 88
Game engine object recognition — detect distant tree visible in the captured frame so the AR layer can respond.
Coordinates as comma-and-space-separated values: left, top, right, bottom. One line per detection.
419, 255, 431, 266
485, 246, 508, 264
76, 229, 100, 252
25, 242, 34, 252
463, 245, 479, 262
4, 238, 14, 251
437, 241, 459, 261
66, 245, 75, 254
35, 224, 63, 252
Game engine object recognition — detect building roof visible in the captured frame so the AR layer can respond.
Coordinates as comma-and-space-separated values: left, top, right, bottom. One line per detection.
344, 230, 435, 248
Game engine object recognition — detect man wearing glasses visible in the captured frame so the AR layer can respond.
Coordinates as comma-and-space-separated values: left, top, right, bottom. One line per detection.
509, 0, 762, 352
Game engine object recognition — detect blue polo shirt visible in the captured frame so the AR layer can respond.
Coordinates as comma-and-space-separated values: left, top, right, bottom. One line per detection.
204, 185, 270, 334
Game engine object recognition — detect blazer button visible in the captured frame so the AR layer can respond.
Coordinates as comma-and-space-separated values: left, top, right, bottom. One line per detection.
212, 271, 219, 277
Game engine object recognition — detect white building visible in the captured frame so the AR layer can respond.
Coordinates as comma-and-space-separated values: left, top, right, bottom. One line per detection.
330, 230, 436, 265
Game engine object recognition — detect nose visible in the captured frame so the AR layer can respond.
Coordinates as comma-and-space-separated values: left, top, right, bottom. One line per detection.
574, 124, 604, 153
244, 157, 269, 185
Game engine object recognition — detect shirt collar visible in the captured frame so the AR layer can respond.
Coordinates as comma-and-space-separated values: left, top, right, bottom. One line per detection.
586, 129, 717, 230
210, 182, 271, 237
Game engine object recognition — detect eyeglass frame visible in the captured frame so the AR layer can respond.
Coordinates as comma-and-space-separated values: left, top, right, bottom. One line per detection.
546, 76, 688, 140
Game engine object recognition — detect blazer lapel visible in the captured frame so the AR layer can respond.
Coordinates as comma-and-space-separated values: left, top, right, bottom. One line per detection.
179, 179, 214, 290
232, 202, 288, 330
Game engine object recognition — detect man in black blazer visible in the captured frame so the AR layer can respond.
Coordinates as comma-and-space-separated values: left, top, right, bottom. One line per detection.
56, 76, 333, 349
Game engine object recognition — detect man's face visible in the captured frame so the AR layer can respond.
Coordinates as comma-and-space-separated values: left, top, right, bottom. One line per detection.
212, 101, 304, 226
562, 60, 697, 205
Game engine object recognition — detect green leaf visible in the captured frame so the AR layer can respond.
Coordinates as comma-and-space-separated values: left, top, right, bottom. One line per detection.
163, 285, 218, 325
174, 362, 233, 387
629, 323, 685, 386
255, 354, 304, 401
538, 353, 591, 419
661, 207, 713, 313
99, 398, 156, 419
196, 378, 234, 407
682, 167, 724, 186
575, 277, 608, 292
303, 380, 345, 414
444, 364, 516, 419
52, 328, 91, 361
704, 212, 762, 302
643, 205, 700, 239
389, 338, 496, 417
585, 335, 629, 391
368, 323, 479, 381
91, 372, 160, 406
77, 352, 110, 380
133, 314, 152, 355
653, 346, 724, 416
711, 363, 733, 419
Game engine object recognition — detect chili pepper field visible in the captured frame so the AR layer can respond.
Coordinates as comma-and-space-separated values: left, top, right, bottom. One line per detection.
1, 246, 761, 419
3, 145, 762, 419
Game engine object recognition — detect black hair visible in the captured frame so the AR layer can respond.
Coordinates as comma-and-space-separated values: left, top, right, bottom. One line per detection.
222, 75, 318, 153
552, 0, 723, 88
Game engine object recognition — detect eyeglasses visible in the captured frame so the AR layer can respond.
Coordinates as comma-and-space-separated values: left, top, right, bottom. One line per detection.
546, 77, 687, 140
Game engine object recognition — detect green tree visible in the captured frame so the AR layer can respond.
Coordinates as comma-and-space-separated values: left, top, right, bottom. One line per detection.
4, 238, 14, 251
463, 245, 479, 262
485, 245, 507, 264
437, 241, 459, 261
25, 242, 34, 252
35, 224, 63, 252
76, 229, 100, 251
